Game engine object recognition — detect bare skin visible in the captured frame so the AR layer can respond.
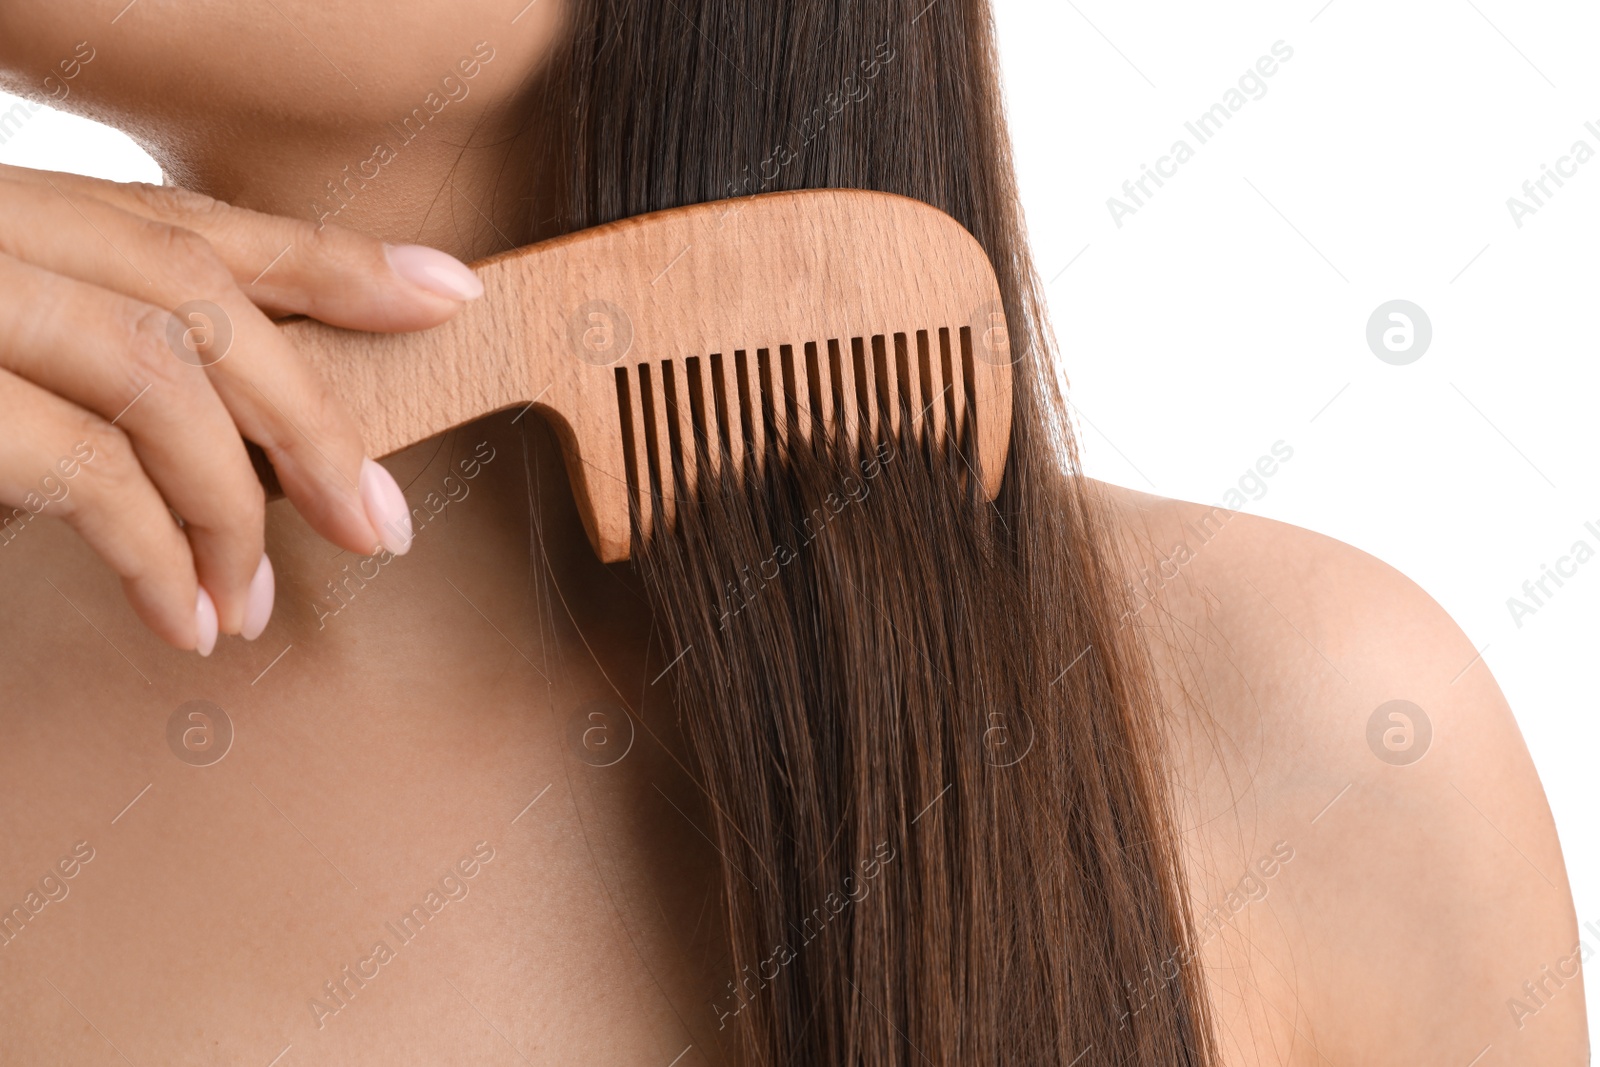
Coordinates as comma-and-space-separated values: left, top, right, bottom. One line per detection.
1107, 488, 1588, 1066
0, 2, 1585, 1064
2, 451, 1585, 1067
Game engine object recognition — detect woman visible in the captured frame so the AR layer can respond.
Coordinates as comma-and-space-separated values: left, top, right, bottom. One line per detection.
0, 0, 1585, 1064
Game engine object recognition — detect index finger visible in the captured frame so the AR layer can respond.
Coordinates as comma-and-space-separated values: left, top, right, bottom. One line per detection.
0, 164, 484, 330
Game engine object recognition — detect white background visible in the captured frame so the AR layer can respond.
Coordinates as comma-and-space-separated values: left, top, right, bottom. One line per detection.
990, 0, 1597, 1043
2, 0, 1594, 1041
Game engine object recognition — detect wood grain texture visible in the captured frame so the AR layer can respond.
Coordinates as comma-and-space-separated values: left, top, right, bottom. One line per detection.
282, 189, 1013, 562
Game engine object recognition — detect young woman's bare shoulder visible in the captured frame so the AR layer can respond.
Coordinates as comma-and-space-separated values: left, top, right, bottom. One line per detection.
1092, 480, 1587, 1066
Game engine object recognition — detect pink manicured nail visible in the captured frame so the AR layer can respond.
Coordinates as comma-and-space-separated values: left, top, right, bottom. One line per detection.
242, 553, 275, 640
360, 458, 412, 556
196, 587, 218, 657
384, 243, 484, 301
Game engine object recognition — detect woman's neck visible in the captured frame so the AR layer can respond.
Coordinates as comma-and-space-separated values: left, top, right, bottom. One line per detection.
148, 93, 541, 263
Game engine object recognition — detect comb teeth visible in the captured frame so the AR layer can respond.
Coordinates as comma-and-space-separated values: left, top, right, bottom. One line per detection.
285, 189, 1014, 564
612, 328, 979, 542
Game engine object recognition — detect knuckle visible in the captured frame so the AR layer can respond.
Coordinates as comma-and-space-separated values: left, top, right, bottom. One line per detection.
255, 363, 353, 455
218, 468, 267, 536
47, 418, 169, 578
123, 303, 191, 387
159, 439, 265, 547
264, 383, 361, 485
0, 272, 60, 354
84, 417, 134, 468
299, 215, 374, 272
150, 223, 232, 292
122, 181, 225, 222
300, 378, 358, 446
295, 216, 343, 262
64, 418, 135, 508
193, 491, 264, 552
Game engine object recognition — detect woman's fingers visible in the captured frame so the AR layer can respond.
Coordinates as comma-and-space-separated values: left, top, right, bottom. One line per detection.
0, 169, 466, 651
0, 165, 483, 329
0, 250, 270, 633
200, 283, 415, 559
0, 184, 411, 569
0, 367, 210, 652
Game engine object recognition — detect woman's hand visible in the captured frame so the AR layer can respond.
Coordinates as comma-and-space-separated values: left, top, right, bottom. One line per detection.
0, 163, 485, 655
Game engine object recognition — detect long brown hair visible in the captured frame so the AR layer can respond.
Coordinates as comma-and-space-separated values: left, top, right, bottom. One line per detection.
525, 1, 1216, 1062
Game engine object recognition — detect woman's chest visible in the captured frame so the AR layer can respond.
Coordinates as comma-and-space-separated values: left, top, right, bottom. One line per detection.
0, 520, 727, 1065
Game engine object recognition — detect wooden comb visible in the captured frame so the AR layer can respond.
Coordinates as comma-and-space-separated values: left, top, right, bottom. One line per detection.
283, 189, 1014, 562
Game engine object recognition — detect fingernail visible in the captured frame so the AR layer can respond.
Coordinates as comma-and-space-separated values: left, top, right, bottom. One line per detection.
360, 457, 412, 556
384, 243, 484, 301
196, 587, 218, 657
242, 553, 275, 640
